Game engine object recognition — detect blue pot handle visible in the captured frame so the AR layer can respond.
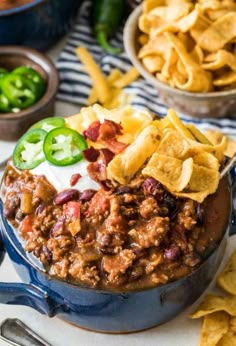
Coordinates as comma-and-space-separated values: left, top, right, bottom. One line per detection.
0, 233, 63, 317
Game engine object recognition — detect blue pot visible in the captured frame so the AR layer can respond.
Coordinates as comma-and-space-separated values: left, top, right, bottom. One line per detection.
0, 0, 84, 51
0, 172, 235, 333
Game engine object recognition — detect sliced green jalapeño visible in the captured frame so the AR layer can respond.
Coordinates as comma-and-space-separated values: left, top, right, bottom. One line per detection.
12, 66, 46, 98
13, 129, 47, 170
31, 116, 66, 132
43, 127, 88, 166
1, 74, 37, 109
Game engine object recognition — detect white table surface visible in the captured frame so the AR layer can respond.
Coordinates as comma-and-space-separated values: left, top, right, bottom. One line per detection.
0, 37, 235, 346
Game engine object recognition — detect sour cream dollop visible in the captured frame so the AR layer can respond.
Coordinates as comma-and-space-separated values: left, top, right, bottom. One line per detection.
31, 159, 100, 192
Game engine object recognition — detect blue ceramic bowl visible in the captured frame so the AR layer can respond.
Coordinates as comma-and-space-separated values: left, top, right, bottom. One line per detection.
0, 173, 235, 333
0, 0, 84, 51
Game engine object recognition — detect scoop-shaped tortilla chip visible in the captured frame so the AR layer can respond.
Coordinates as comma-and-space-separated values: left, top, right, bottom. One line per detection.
167, 109, 195, 139
161, 48, 178, 78
192, 152, 219, 170
187, 124, 212, 145
197, 12, 236, 52
148, 2, 193, 22
190, 14, 211, 42
213, 71, 236, 87
187, 164, 219, 192
186, 136, 227, 162
190, 295, 236, 318
142, 153, 193, 192
165, 32, 212, 91
143, 0, 166, 14
190, 45, 204, 64
107, 125, 160, 184
217, 250, 236, 295
138, 35, 171, 60
142, 55, 165, 73
157, 130, 190, 159
217, 332, 236, 346
202, 50, 236, 71
199, 311, 229, 346
175, 5, 200, 32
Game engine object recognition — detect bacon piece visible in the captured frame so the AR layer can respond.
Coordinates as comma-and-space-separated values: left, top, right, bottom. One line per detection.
87, 162, 107, 183
98, 120, 122, 140
83, 121, 101, 141
83, 147, 100, 162
103, 138, 128, 154
70, 173, 82, 186
100, 148, 114, 165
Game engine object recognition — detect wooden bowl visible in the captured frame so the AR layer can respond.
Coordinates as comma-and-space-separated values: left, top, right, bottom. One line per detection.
0, 46, 59, 141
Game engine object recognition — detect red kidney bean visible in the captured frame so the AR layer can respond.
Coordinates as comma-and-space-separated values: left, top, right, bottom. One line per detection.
79, 189, 96, 202
54, 189, 79, 205
164, 245, 181, 261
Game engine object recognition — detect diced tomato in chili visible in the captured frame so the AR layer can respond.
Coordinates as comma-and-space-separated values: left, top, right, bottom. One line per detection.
63, 201, 81, 220
20, 215, 33, 237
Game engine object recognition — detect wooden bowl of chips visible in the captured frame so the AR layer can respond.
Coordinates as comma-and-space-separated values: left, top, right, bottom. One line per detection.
124, 3, 236, 119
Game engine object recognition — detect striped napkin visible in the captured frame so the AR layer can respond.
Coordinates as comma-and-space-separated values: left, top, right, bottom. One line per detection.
56, 0, 236, 135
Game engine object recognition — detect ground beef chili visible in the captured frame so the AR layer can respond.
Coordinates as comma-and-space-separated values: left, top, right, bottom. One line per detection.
1, 164, 230, 291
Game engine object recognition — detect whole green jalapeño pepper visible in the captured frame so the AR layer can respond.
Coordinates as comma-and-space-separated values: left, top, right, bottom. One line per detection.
13, 129, 47, 170
43, 127, 88, 166
12, 66, 46, 99
1, 74, 37, 109
92, 0, 126, 54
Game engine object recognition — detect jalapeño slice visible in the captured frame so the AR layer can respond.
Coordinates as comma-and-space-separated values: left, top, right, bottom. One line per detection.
1, 74, 37, 109
13, 128, 47, 170
31, 116, 66, 132
12, 66, 46, 98
43, 127, 88, 166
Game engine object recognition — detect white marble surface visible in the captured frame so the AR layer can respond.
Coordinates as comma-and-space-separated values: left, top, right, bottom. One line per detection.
0, 38, 235, 346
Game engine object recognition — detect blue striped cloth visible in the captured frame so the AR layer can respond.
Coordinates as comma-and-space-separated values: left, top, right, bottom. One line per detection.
56, 0, 236, 135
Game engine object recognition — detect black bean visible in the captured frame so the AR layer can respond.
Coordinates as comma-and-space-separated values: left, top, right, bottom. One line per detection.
163, 192, 176, 211
54, 189, 79, 205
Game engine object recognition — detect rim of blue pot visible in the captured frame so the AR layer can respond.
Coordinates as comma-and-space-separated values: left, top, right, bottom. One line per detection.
0, 0, 46, 17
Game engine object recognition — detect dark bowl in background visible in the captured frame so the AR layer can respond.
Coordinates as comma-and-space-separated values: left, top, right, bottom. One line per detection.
0, 45, 59, 141
0, 0, 84, 52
